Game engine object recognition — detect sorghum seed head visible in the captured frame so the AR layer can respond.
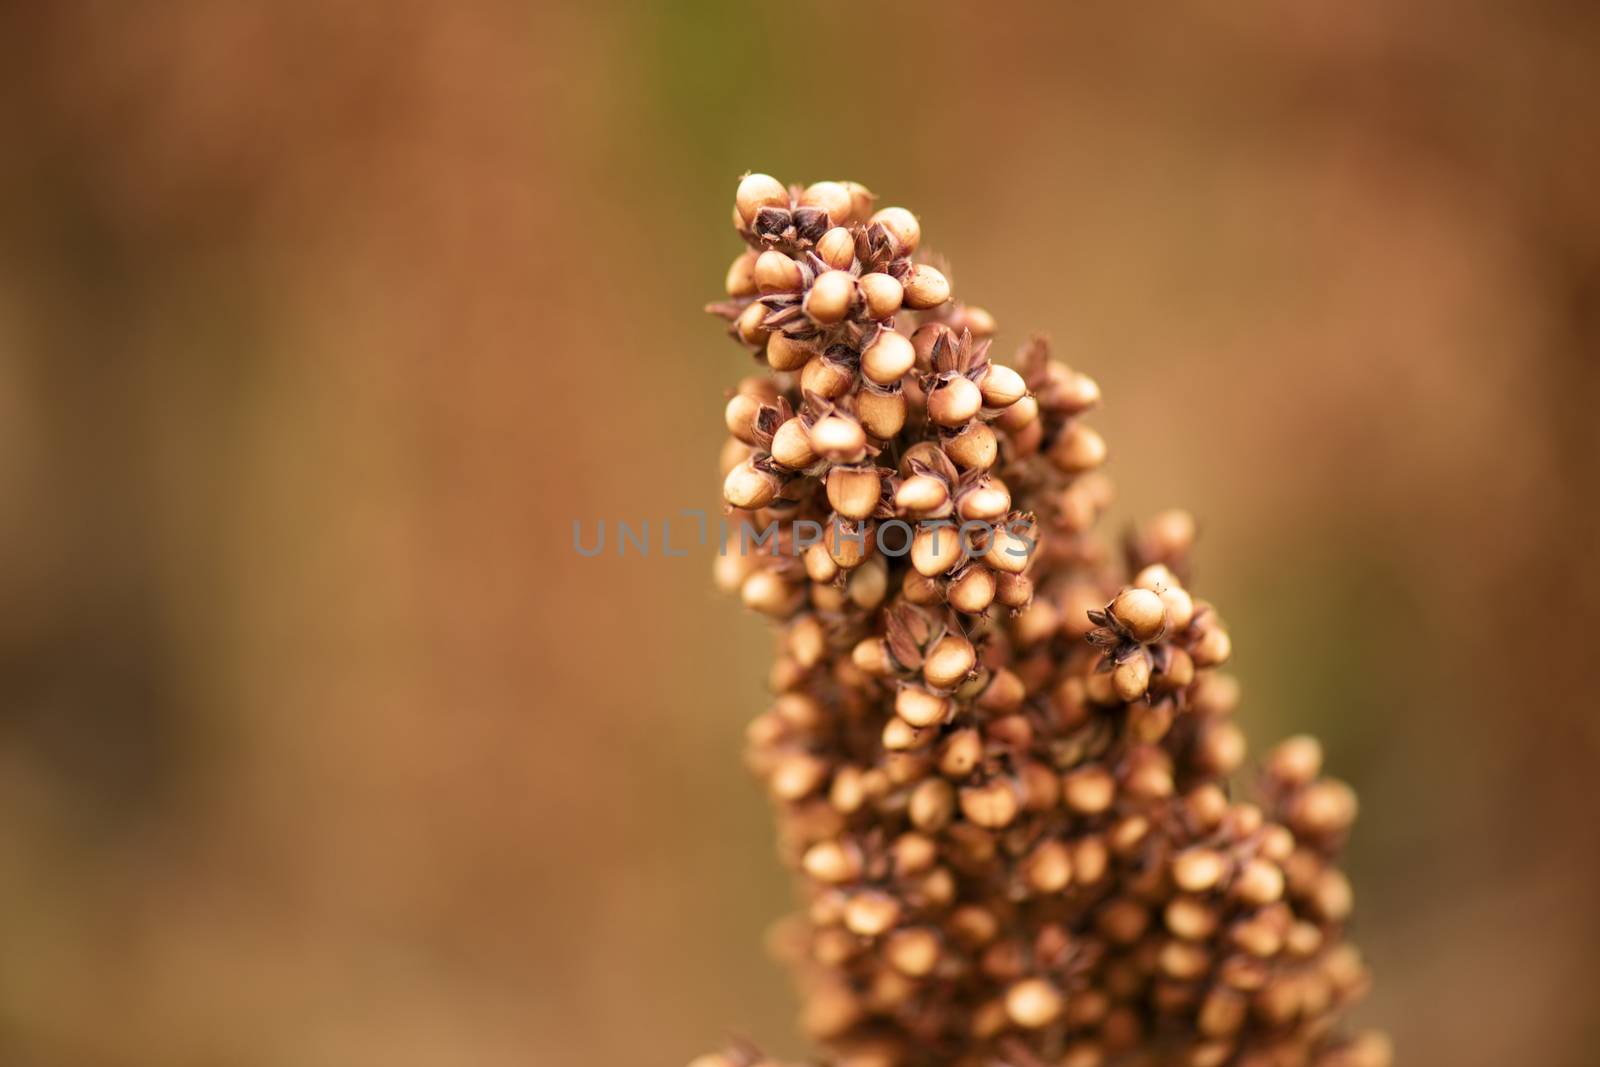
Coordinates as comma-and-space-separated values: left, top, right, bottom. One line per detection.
1005, 978, 1064, 1029
858, 272, 904, 320
976, 363, 1027, 408
862, 330, 916, 385
800, 181, 853, 224
1110, 587, 1169, 643
902, 264, 951, 309
816, 226, 857, 270
735, 172, 788, 225
869, 206, 920, 255
927, 375, 983, 426
804, 270, 856, 324
724, 458, 782, 509
706, 181, 1379, 1067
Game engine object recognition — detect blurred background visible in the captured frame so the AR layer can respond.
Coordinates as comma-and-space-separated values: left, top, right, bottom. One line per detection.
1, 2, 1597, 1065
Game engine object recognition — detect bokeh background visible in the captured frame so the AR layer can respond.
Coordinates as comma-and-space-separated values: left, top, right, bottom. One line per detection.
2, 3, 1597, 1065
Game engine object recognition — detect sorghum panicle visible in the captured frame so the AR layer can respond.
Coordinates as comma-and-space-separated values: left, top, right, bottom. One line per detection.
700, 175, 1388, 1067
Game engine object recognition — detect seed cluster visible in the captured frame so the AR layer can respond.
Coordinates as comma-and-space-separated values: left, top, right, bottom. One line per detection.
698, 176, 1386, 1067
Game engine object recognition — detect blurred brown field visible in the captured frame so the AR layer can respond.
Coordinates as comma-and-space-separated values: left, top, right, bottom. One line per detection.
1, 2, 1597, 1065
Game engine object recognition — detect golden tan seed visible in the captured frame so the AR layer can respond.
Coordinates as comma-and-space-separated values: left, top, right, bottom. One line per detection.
1024, 840, 1073, 893
810, 414, 867, 462
870, 206, 920, 254
956, 481, 1010, 523
923, 634, 976, 689
1110, 587, 1168, 643
1112, 648, 1154, 702
769, 418, 816, 470
843, 890, 901, 937
1267, 735, 1324, 785
723, 392, 764, 445
725, 251, 758, 296
976, 363, 1027, 408
763, 333, 814, 372
896, 686, 950, 728
1049, 423, 1107, 473
858, 272, 904, 319
1172, 848, 1228, 893
1165, 896, 1219, 940
800, 352, 855, 399
1004, 978, 1063, 1029
862, 330, 915, 384
927, 375, 982, 426
734, 300, 770, 346
902, 263, 951, 309
908, 777, 955, 830
896, 474, 950, 516
827, 466, 882, 520
1062, 765, 1116, 814
943, 421, 997, 469
800, 180, 853, 224
911, 523, 964, 576
884, 926, 940, 977
856, 387, 906, 439
754, 249, 804, 293
735, 172, 788, 224
984, 527, 1033, 574
947, 565, 997, 613
802, 839, 862, 884
960, 780, 1019, 828
723, 458, 780, 509
804, 269, 856, 324
815, 225, 856, 270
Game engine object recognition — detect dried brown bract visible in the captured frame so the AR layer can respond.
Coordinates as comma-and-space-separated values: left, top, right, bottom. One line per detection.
697, 175, 1385, 1067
